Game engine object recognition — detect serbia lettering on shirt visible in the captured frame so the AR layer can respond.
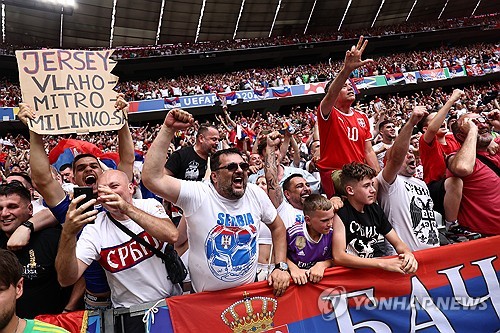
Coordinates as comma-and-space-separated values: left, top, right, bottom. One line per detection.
317, 106, 372, 172
99, 231, 165, 273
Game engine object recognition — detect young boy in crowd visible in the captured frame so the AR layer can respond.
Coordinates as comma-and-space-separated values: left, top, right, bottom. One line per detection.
286, 194, 334, 285
332, 162, 418, 274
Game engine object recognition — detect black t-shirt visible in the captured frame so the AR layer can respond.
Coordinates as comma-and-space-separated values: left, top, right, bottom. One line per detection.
337, 201, 392, 258
165, 146, 207, 181
0, 227, 70, 318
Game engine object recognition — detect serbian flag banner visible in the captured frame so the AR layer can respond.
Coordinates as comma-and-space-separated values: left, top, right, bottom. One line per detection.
272, 86, 292, 98
216, 91, 238, 106
164, 97, 180, 109
164, 237, 500, 333
420, 68, 447, 81
385, 73, 405, 85
253, 87, 269, 99
449, 65, 466, 78
349, 78, 364, 92
48, 138, 120, 171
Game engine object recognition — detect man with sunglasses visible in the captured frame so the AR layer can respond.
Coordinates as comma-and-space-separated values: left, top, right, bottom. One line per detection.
447, 111, 500, 236
143, 109, 291, 296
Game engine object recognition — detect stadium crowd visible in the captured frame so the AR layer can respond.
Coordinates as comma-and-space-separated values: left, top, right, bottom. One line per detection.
111, 14, 499, 59
0, 27, 499, 333
0, 42, 498, 106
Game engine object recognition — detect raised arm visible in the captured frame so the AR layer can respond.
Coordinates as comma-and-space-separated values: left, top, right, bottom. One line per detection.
447, 118, 478, 177
264, 132, 284, 208
382, 106, 428, 184
18, 104, 66, 207
320, 36, 373, 117
289, 135, 301, 168
142, 109, 194, 203
423, 89, 464, 144
363, 140, 381, 174
116, 100, 135, 182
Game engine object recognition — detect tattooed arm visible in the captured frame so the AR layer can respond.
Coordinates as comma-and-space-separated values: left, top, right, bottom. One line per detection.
264, 131, 284, 209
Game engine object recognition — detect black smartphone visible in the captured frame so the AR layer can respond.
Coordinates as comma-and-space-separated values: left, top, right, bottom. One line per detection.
74, 186, 94, 219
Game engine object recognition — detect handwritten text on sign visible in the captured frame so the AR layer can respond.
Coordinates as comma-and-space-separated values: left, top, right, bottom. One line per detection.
16, 49, 125, 135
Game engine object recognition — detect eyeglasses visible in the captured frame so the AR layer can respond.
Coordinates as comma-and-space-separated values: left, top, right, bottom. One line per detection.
213, 162, 250, 172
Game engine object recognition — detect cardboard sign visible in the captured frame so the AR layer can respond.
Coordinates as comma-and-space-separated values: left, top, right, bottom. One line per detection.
16, 49, 125, 135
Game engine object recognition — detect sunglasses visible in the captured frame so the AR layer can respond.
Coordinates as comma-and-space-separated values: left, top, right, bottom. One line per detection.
213, 162, 250, 172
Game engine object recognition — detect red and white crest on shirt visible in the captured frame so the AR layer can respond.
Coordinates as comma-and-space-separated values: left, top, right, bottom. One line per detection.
98, 231, 165, 273
357, 118, 367, 127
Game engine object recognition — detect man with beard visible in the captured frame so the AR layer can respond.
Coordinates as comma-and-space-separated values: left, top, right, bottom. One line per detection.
17, 98, 134, 310
0, 249, 69, 333
373, 120, 397, 169
143, 109, 290, 296
447, 112, 500, 236
376, 107, 440, 254
317, 36, 380, 198
256, 132, 312, 281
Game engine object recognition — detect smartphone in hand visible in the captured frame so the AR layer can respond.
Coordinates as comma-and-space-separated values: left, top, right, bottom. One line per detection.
74, 186, 94, 221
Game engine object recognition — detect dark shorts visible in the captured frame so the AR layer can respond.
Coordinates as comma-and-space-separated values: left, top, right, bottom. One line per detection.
428, 179, 445, 216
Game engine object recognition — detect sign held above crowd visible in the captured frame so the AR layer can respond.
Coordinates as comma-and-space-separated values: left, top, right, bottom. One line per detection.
15, 49, 126, 135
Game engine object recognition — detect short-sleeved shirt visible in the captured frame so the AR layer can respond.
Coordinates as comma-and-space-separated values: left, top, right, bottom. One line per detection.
76, 199, 180, 308
176, 181, 277, 292
337, 201, 392, 258
317, 106, 373, 172
446, 141, 500, 236
419, 134, 460, 184
165, 146, 207, 181
287, 222, 332, 269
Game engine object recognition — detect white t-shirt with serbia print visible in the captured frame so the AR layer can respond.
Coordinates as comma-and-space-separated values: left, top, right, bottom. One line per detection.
176, 180, 277, 292
76, 199, 181, 308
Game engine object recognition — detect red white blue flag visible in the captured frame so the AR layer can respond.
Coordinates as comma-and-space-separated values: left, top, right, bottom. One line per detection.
161, 236, 500, 333
271, 87, 292, 98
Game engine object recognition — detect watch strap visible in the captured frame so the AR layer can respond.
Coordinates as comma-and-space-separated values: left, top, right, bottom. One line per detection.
22, 220, 35, 233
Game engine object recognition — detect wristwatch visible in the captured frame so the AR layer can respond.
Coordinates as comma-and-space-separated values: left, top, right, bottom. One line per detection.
275, 262, 289, 271
21, 221, 35, 233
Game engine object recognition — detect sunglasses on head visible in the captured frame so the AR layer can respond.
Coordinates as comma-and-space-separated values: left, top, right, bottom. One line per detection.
214, 162, 250, 172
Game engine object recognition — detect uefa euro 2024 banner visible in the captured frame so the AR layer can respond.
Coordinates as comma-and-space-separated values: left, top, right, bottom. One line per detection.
150, 236, 499, 333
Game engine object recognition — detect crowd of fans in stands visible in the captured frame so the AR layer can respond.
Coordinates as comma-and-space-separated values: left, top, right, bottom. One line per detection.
0, 42, 498, 106
2, 82, 498, 183
110, 14, 499, 59
0, 16, 499, 331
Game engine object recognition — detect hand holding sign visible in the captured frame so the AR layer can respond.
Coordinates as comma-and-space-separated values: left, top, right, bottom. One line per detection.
16, 49, 124, 135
